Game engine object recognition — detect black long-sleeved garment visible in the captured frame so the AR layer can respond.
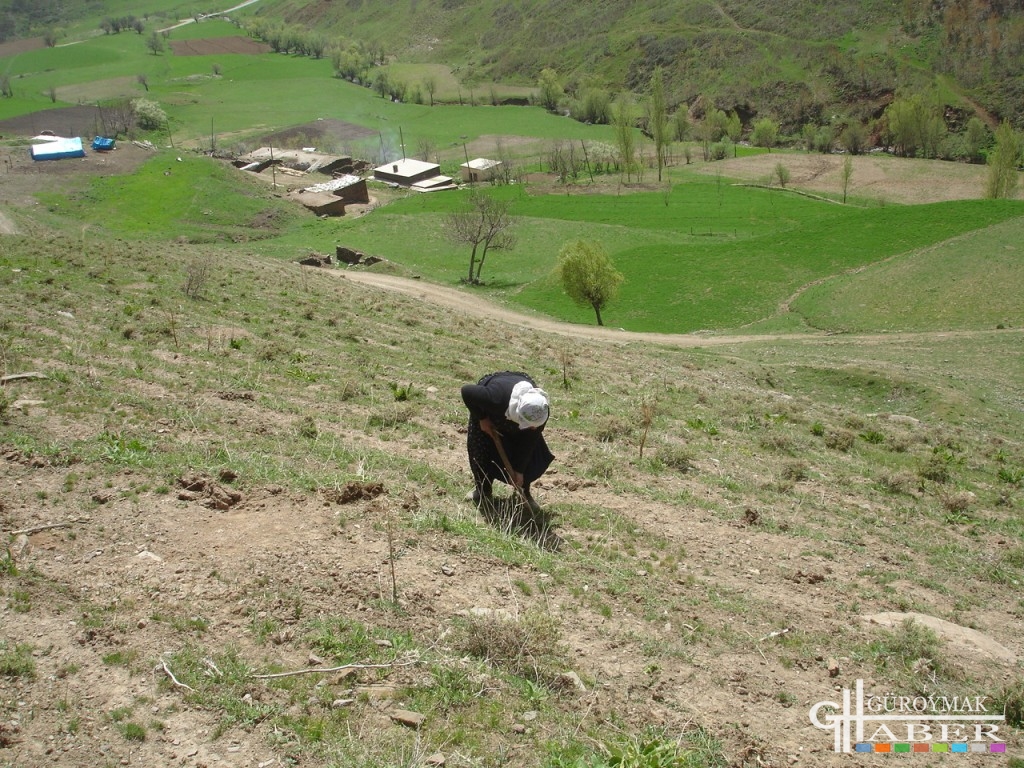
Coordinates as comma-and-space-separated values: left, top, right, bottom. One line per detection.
461, 371, 553, 491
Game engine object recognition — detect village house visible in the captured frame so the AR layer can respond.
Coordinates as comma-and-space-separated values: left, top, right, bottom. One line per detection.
287, 174, 369, 217
460, 157, 503, 183
372, 157, 440, 185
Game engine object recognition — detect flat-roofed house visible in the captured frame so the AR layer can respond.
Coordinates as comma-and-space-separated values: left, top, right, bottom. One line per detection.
287, 174, 369, 216
373, 157, 441, 186
460, 158, 503, 183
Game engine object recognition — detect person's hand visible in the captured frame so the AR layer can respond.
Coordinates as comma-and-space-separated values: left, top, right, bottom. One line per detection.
479, 417, 496, 437
511, 470, 524, 489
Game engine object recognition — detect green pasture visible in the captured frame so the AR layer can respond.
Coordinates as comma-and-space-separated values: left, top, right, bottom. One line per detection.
1, 19, 615, 154
294, 179, 1024, 333
4, 11, 1024, 336
36, 151, 303, 242
791, 215, 1024, 332
28, 140, 1024, 335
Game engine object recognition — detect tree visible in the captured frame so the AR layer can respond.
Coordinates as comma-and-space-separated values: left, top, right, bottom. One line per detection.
725, 111, 742, 146
750, 117, 780, 152
555, 240, 623, 327
613, 92, 637, 181
537, 68, 563, 113
774, 162, 790, 187
839, 121, 868, 155
145, 31, 164, 55
423, 75, 437, 106
841, 154, 854, 203
574, 87, 612, 124
801, 123, 818, 152
98, 98, 137, 136
985, 120, 1022, 200
672, 109, 689, 142
444, 191, 518, 283
372, 71, 391, 99
696, 106, 728, 160
963, 117, 988, 164
884, 94, 945, 158
648, 67, 670, 181
133, 98, 167, 130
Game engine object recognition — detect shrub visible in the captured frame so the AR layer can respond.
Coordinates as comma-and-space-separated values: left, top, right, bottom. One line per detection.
997, 466, 1024, 486
454, 610, 566, 686
657, 445, 694, 473
863, 619, 955, 684
938, 489, 974, 516
991, 678, 1024, 728
596, 416, 632, 443
0, 641, 36, 679
878, 471, 915, 495
132, 98, 168, 130
918, 451, 954, 483
824, 429, 855, 451
780, 460, 809, 482
296, 415, 318, 439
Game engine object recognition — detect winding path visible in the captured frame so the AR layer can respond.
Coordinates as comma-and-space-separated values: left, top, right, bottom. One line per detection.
158, 0, 263, 33
335, 270, 1017, 349
0, 209, 18, 235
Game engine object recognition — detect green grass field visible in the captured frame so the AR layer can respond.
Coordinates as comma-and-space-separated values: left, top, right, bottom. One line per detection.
1, 18, 614, 156
34, 146, 1024, 334
266, 176, 1024, 333
6, 10, 1021, 336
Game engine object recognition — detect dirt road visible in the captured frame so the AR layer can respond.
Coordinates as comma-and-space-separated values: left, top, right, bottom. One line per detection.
0, 209, 18, 235
337, 270, 808, 347
337, 269, 1020, 349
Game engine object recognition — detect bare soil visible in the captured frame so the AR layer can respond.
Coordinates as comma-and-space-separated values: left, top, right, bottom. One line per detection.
0, 37, 45, 57
168, 37, 272, 56
254, 118, 378, 150
700, 153, 997, 204
0, 106, 114, 142
0, 141, 155, 222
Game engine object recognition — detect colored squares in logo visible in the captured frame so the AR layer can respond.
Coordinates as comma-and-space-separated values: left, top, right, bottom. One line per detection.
950, 743, 968, 753
969, 743, 987, 753
874, 744, 892, 753
990, 743, 1006, 753
932, 743, 949, 753
894, 743, 911, 753
854, 744, 873, 753
912, 743, 930, 753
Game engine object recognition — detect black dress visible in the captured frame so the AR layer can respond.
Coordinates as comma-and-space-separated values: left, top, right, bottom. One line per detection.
461, 371, 554, 497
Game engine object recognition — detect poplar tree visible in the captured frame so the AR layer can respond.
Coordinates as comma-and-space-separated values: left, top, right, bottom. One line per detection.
985, 121, 1022, 200
614, 93, 637, 181
649, 67, 670, 181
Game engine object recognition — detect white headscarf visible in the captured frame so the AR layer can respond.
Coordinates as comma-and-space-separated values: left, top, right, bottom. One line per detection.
506, 380, 550, 430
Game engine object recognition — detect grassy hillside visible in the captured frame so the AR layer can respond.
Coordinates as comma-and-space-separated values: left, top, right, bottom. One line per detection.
241, 0, 1024, 128
1, 149, 1023, 765
1, 6, 1023, 762
23, 145, 1024, 335
6, 0, 1024, 131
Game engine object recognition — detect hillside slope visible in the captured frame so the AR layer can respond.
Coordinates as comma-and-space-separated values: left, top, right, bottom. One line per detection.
243, 0, 1024, 128
1, 143, 1022, 767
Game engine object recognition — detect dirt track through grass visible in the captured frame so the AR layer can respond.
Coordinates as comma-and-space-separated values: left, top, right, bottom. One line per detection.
337, 268, 1024, 349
